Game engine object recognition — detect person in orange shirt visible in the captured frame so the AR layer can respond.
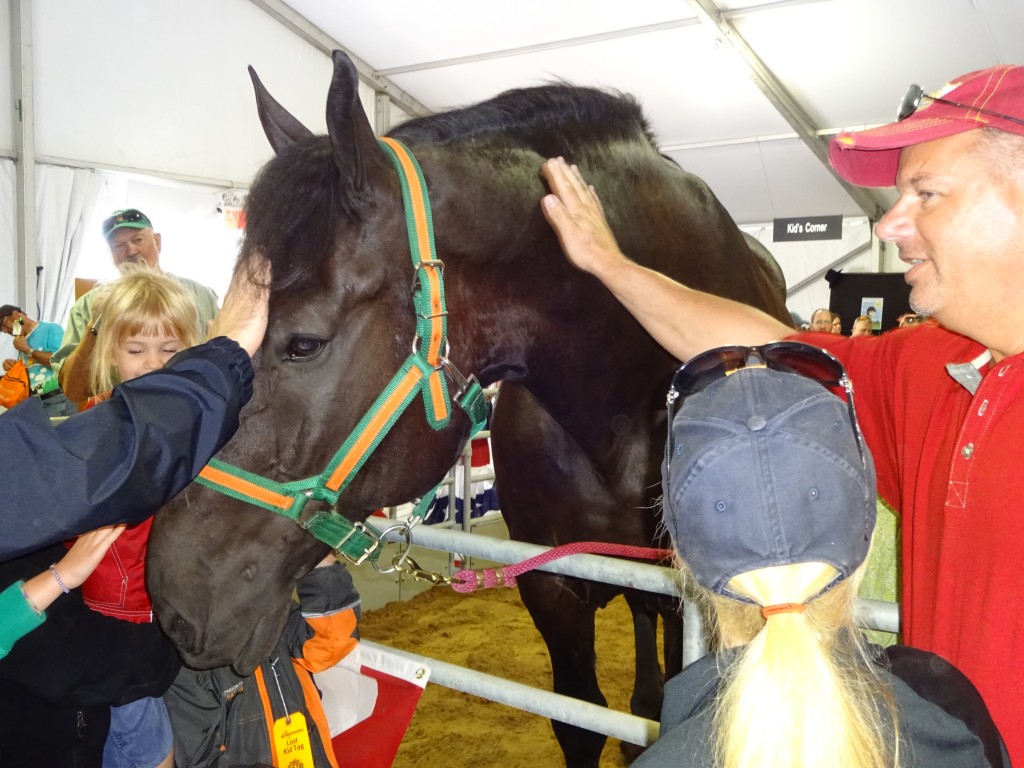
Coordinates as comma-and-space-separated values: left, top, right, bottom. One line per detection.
164, 555, 361, 767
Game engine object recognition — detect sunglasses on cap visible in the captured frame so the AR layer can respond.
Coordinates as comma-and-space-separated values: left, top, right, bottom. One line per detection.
101, 209, 151, 238
896, 83, 1024, 127
665, 341, 867, 470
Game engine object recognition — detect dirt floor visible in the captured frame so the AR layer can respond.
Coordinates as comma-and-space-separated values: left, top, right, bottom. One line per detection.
359, 584, 657, 768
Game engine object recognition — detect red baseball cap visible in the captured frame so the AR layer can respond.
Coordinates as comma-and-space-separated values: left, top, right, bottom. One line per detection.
829, 65, 1024, 187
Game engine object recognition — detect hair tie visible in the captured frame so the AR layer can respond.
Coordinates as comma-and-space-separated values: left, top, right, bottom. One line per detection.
761, 602, 806, 618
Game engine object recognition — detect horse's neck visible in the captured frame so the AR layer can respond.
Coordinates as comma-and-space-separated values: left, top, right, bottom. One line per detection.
453, 255, 670, 474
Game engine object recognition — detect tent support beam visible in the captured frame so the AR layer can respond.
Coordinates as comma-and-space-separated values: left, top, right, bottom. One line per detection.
246, 0, 431, 119
10, 0, 37, 315
683, 0, 889, 222
786, 241, 871, 296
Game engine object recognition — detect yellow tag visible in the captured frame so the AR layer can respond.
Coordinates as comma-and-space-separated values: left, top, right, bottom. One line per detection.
272, 711, 313, 768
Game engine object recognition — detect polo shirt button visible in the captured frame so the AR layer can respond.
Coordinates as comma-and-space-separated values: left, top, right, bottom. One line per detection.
961, 443, 975, 458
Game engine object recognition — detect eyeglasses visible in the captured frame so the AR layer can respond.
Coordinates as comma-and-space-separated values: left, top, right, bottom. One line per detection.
101, 209, 150, 238
897, 83, 1024, 127
665, 341, 867, 469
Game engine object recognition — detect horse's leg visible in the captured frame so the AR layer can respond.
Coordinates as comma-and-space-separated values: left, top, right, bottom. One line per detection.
517, 571, 608, 768
493, 385, 652, 767
662, 608, 684, 681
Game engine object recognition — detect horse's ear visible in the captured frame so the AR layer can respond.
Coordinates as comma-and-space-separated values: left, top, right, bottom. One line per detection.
248, 65, 315, 154
326, 50, 385, 196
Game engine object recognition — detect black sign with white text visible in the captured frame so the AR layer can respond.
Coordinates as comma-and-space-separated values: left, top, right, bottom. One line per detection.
772, 215, 843, 242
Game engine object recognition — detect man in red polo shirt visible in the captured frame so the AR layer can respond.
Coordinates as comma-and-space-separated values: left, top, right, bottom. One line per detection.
539, 64, 1024, 762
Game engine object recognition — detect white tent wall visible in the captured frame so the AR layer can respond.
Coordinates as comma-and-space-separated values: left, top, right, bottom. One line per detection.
0, 1, 11, 152
31, 0, 333, 182
0, 0, 927, 331
742, 218, 891, 327
1, 0, 393, 323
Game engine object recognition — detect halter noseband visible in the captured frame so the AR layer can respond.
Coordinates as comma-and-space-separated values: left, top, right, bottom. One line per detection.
195, 137, 488, 565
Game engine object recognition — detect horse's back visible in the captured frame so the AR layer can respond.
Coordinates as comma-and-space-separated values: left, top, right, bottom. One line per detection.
587, 152, 789, 324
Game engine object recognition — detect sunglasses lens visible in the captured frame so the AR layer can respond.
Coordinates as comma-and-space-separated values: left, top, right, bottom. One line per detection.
762, 344, 843, 386
897, 84, 923, 121
102, 209, 147, 236
671, 347, 748, 399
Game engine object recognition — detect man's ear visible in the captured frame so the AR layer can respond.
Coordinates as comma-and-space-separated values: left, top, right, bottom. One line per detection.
154, 232, 162, 254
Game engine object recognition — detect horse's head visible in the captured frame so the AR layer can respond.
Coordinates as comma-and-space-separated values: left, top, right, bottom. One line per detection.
148, 52, 474, 673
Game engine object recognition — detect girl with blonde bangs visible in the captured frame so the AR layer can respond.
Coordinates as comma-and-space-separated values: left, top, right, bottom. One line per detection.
71, 267, 204, 768
633, 349, 1006, 767
88, 268, 201, 397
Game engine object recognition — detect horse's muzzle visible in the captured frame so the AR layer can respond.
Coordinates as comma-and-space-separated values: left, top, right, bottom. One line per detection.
167, 613, 200, 656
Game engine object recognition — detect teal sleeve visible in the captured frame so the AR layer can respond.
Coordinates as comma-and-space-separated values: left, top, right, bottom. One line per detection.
0, 581, 45, 660
42, 322, 64, 352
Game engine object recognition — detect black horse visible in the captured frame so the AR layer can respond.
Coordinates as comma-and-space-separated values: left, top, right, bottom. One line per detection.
147, 51, 790, 767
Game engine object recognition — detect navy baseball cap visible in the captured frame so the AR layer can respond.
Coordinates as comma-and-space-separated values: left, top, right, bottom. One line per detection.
102, 208, 152, 240
662, 367, 876, 602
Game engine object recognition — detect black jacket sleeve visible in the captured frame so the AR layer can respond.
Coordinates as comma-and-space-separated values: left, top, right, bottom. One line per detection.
0, 337, 253, 560
882, 645, 1011, 768
0, 545, 181, 706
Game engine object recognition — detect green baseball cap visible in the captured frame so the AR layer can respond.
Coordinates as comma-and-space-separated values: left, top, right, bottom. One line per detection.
102, 208, 152, 240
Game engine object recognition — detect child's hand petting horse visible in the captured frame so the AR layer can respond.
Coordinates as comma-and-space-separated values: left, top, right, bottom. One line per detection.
20, 524, 127, 615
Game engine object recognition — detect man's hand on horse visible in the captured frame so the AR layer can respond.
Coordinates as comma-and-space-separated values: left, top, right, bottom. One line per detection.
540, 156, 625, 276
208, 253, 271, 359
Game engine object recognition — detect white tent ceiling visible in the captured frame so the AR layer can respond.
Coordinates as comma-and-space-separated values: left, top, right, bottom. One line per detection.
1, 0, 1022, 327
278, 0, 1023, 226
5, 0, 1021, 228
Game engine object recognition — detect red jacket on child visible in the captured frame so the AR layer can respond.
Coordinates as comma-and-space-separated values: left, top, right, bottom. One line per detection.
78, 392, 155, 623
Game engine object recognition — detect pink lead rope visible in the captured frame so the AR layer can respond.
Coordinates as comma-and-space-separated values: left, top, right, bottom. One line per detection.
449, 541, 674, 593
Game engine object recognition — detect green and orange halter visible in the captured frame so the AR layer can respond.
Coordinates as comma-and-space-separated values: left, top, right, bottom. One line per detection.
196, 138, 488, 565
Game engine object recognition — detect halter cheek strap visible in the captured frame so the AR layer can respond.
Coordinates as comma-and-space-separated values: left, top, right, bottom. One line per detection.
194, 137, 489, 566
761, 602, 807, 618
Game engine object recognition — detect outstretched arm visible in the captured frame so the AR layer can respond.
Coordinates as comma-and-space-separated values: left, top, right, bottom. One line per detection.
540, 157, 793, 361
0, 257, 270, 560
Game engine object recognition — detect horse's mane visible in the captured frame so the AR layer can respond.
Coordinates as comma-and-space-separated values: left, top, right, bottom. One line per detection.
241, 138, 344, 291
241, 84, 657, 290
391, 83, 657, 157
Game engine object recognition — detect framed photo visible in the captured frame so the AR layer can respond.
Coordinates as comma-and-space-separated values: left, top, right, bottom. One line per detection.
860, 297, 883, 330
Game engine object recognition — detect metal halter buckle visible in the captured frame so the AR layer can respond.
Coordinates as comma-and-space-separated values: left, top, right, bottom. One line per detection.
367, 520, 415, 574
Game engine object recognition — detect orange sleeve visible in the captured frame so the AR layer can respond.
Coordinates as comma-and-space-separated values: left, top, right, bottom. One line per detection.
293, 607, 359, 673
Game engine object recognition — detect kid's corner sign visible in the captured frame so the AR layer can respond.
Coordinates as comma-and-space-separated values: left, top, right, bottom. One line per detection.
773, 215, 843, 242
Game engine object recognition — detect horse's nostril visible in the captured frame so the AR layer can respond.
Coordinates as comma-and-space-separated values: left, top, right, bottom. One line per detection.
172, 615, 197, 653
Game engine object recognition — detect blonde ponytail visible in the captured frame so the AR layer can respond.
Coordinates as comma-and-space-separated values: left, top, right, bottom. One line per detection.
701, 562, 897, 768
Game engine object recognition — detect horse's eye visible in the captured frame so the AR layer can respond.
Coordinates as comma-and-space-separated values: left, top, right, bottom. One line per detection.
286, 336, 325, 361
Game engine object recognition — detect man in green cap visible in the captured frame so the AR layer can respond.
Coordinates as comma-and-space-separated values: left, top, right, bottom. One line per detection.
51, 208, 220, 403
